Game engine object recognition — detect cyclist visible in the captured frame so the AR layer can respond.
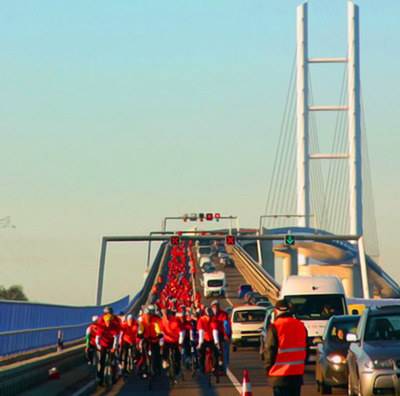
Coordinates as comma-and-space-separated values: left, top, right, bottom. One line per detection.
177, 310, 192, 368
138, 305, 163, 376
161, 308, 185, 379
120, 314, 139, 377
211, 300, 231, 374
189, 310, 200, 369
97, 306, 118, 328
95, 313, 121, 386
197, 306, 220, 375
85, 315, 99, 365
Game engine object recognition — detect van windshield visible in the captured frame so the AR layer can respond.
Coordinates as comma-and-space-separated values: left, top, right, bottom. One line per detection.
208, 280, 223, 287
285, 294, 346, 320
233, 309, 266, 323
199, 247, 212, 254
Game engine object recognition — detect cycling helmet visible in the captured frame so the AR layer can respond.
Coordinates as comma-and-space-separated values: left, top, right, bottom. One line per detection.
127, 314, 136, 320
118, 311, 124, 316
104, 306, 113, 314
146, 305, 155, 314
92, 315, 98, 322
205, 307, 214, 316
211, 300, 220, 307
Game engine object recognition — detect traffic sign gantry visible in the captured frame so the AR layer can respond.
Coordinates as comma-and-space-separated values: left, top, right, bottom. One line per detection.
284, 234, 295, 246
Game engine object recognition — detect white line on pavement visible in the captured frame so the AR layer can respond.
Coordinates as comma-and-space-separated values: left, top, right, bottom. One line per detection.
70, 380, 94, 396
227, 368, 242, 394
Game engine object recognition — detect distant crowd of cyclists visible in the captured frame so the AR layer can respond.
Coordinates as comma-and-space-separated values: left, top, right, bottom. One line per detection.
85, 240, 232, 387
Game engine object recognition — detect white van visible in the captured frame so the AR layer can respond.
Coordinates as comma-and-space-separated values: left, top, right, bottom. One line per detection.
197, 246, 213, 261
201, 271, 226, 298
231, 305, 267, 350
280, 275, 348, 352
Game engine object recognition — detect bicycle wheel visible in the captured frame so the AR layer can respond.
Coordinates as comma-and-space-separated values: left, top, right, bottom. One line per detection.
206, 353, 212, 388
191, 355, 197, 378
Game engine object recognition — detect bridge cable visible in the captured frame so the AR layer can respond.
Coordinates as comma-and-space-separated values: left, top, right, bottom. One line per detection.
263, 52, 296, 228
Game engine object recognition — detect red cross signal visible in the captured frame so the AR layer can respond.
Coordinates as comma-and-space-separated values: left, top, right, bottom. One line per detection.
171, 236, 180, 246
226, 236, 236, 245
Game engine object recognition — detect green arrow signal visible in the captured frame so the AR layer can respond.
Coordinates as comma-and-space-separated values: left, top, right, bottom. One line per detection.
285, 235, 295, 246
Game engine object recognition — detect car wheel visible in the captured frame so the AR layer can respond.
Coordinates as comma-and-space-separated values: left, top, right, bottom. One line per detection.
321, 382, 332, 394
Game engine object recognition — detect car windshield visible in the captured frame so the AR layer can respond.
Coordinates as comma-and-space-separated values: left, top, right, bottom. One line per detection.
286, 294, 346, 320
329, 319, 359, 342
233, 309, 266, 323
240, 285, 252, 291
199, 247, 212, 254
364, 314, 400, 341
208, 280, 223, 287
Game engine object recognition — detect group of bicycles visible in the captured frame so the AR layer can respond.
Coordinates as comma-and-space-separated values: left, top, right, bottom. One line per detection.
87, 336, 223, 390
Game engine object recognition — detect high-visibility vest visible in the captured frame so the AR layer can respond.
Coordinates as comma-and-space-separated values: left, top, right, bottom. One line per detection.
268, 316, 307, 377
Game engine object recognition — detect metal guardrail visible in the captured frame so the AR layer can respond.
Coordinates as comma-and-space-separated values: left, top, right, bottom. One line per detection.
233, 243, 280, 303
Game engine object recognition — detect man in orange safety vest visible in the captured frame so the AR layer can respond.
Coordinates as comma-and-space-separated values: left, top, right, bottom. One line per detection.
264, 299, 308, 396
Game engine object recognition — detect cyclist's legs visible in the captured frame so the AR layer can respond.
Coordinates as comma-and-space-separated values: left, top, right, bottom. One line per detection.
224, 339, 231, 372
198, 342, 207, 372
86, 345, 95, 364
98, 349, 107, 380
120, 343, 129, 370
151, 341, 161, 374
172, 345, 181, 375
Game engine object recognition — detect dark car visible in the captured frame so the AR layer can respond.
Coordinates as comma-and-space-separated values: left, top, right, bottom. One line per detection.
246, 291, 269, 305
315, 315, 360, 394
220, 254, 234, 268
238, 284, 253, 299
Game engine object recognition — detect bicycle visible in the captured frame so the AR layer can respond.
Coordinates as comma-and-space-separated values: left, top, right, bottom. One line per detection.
190, 345, 199, 378
166, 345, 184, 387
103, 348, 118, 390
205, 346, 220, 387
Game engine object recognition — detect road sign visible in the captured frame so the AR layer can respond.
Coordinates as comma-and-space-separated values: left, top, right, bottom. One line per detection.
226, 235, 236, 245
171, 236, 180, 245
206, 213, 213, 221
215, 213, 220, 222
284, 234, 295, 246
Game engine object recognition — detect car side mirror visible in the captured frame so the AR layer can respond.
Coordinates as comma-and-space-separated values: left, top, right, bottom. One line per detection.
346, 333, 358, 342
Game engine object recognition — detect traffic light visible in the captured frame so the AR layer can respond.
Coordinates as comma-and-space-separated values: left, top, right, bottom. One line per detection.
206, 213, 213, 221
284, 234, 295, 246
215, 213, 220, 222
199, 213, 205, 222
183, 213, 188, 222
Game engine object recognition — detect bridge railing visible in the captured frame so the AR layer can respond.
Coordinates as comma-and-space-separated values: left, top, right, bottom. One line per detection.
0, 296, 129, 358
233, 242, 280, 302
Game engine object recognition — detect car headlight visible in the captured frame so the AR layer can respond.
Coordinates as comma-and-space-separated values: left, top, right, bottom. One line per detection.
326, 354, 346, 364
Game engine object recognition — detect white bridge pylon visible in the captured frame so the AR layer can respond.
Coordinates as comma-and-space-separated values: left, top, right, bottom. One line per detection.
296, 1, 362, 241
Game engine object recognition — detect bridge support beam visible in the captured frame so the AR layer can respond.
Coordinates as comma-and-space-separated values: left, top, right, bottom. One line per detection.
96, 237, 107, 306
275, 247, 298, 280
348, 2, 363, 237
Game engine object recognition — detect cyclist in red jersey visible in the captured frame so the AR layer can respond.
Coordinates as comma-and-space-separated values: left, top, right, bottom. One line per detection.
211, 300, 231, 374
161, 309, 185, 378
138, 305, 163, 376
120, 314, 139, 376
95, 313, 121, 386
85, 315, 98, 365
197, 307, 220, 374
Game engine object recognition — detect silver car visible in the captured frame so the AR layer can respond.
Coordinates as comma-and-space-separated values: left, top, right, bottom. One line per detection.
347, 305, 400, 396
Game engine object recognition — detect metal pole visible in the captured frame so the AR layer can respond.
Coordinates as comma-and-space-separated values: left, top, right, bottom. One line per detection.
348, 2, 363, 237
96, 237, 107, 306
358, 236, 370, 299
236, 217, 240, 236
296, 2, 310, 230
256, 231, 263, 267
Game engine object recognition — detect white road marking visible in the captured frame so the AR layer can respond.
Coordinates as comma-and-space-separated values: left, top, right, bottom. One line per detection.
227, 368, 242, 394
70, 380, 94, 396
224, 295, 243, 393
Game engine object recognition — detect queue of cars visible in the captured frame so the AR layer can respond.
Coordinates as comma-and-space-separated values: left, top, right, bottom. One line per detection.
199, 243, 400, 394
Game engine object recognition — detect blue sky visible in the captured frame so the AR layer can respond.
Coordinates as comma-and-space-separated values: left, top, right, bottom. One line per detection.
0, 0, 398, 305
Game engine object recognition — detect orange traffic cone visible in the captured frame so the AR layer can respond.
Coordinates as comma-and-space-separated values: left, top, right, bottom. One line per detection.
241, 369, 252, 396
48, 366, 60, 380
